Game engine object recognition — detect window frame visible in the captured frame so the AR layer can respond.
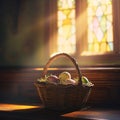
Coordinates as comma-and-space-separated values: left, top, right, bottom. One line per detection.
48, 0, 120, 67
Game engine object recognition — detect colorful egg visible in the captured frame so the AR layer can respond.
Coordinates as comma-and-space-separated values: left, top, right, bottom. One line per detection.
59, 71, 71, 81
47, 75, 60, 84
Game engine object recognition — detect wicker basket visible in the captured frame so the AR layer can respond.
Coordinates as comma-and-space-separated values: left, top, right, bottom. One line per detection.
34, 53, 93, 111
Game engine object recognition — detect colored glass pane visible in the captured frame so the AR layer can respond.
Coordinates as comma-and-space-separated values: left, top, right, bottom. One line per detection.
57, 0, 75, 54
87, 0, 113, 53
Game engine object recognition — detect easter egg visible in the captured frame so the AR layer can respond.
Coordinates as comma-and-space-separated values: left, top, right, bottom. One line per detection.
66, 79, 76, 85
47, 75, 60, 84
59, 71, 71, 81
82, 76, 89, 83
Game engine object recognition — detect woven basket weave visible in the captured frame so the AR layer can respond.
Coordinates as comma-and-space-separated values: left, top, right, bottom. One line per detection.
34, 53, 93, 111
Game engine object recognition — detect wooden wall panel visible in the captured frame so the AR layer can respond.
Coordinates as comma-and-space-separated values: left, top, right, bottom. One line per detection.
0, 67, 120, 107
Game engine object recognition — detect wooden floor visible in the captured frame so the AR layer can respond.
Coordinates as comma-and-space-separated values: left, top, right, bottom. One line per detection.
0, 103, 120, 120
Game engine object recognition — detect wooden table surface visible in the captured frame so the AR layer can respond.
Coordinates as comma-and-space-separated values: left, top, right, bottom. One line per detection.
0, 103, 120, 120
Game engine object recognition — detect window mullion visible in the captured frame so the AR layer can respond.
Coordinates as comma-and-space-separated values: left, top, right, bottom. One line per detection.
76, 0, 88, 56
112, 0, 120, 54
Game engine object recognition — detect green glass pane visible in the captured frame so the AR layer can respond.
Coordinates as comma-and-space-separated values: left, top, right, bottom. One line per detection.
88, 44, 93, 51
94, 43, 99, 52
108, 42, 113, 51
100, 15, 107, 32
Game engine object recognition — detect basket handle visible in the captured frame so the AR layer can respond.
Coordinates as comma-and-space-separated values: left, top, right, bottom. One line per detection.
41, 53, 82, 86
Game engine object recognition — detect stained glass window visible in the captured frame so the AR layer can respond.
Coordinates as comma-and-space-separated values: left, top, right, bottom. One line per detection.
87, 0, 113, 53
57, 0, 75, 54
57, 0, 113, 55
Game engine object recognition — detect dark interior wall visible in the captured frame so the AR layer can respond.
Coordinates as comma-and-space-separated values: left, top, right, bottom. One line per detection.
0, 0, 49, 67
